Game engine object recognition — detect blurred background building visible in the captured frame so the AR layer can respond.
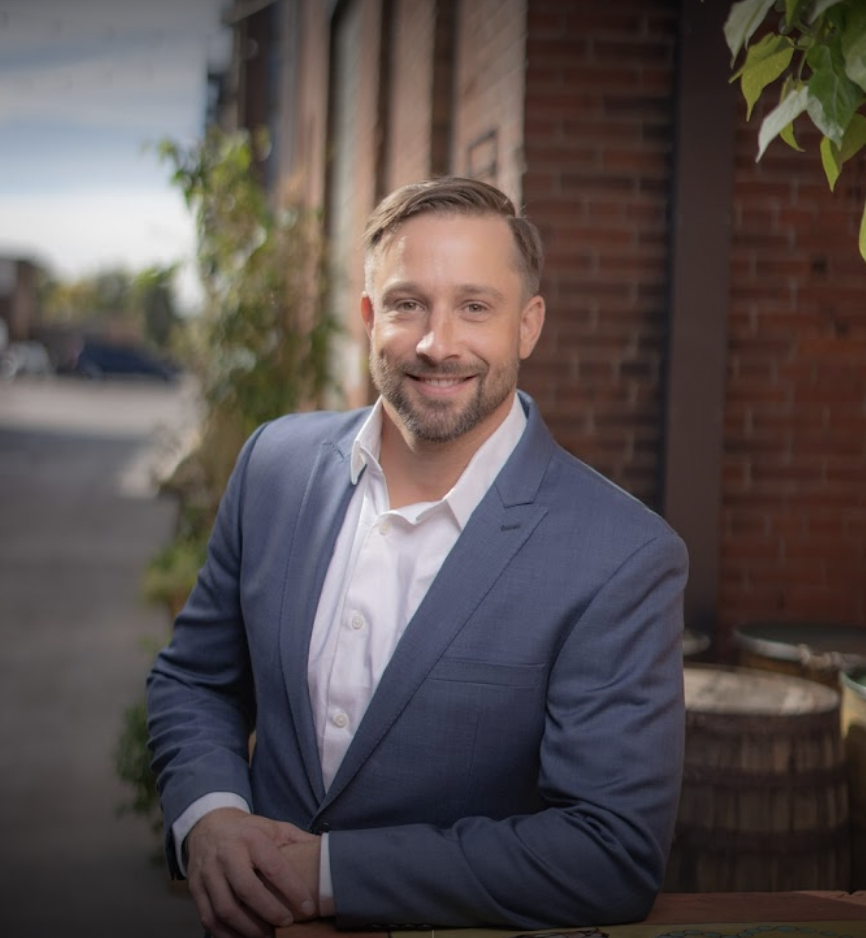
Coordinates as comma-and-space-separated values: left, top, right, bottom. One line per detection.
0, 256, 42, 343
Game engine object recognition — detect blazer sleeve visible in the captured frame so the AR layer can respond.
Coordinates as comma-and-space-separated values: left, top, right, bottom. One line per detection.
328, 527, 688, 928
145, 427, 265, 875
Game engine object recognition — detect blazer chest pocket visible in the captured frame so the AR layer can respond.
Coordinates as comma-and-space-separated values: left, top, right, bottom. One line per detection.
428, 657, 545, 688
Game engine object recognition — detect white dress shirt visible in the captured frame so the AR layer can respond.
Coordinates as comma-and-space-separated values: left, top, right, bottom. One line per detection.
172, 393, 527, 911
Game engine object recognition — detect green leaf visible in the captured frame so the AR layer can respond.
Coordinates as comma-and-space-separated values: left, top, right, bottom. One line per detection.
780, 120, 804, 149
739, 34, 796, 118
821, 134, 843, 189
809, 0, 844, 24
859, 201, 866, 264
820, 112, 866, 189
758, 84, 810, 159
841, 3, 866, 93
724, 0, 777, 63
807, 61, 865, 146
784, 0, 808, 26
839, 111, 866, 161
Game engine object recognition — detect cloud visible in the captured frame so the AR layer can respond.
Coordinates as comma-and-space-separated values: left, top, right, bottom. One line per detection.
0, 0, 227, 132
0, 0, 228, 295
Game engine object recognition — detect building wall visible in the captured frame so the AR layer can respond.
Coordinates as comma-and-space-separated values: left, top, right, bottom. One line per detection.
283, 0, 331, 208
719, 116, 866, 651
450, 0, 528, 203
383, 0, 438, 190
0, 258, 40, 341
327, 0, 386, 408
521, 0, 679, 511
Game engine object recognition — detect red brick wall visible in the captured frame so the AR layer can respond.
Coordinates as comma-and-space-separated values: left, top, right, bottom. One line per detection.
521, 0, 678, 511
719, 112, 866, 652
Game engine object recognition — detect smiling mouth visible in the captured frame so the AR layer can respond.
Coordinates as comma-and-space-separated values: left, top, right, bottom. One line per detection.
411, 375, 471, 387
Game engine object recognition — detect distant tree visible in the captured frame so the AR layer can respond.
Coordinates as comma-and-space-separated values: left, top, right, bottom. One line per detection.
725, 0, 866, 260
40, 263, 182, 351
134, 265, 182, 349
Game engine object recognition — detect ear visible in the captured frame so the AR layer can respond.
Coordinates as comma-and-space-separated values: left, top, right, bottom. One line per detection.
518, 295, 545, 360
360, 293, 374, 337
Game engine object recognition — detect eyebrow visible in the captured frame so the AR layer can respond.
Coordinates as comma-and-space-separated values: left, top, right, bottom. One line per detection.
381, 281, 508, 303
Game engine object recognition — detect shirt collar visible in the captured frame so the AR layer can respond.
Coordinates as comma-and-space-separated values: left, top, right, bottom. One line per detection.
351, 398, 385, 483
349, 394, 527, 530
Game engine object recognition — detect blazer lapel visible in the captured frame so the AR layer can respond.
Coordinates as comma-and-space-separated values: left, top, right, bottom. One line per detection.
279, 433, 357, 800
319, 395, 555, 810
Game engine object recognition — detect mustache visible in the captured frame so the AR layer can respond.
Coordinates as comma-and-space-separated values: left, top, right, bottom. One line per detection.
398, 360, 480, 379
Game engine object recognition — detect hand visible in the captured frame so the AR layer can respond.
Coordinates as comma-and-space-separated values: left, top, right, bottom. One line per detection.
186, 807, 321, 938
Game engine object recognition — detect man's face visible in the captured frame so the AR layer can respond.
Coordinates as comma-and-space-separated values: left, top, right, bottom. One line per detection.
362, 212, 544, 447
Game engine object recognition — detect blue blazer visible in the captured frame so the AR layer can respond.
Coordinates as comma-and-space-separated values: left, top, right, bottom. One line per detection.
147, 392, 687, 928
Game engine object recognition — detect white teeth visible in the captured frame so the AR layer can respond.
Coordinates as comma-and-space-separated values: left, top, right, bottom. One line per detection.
423, 378, 462, 387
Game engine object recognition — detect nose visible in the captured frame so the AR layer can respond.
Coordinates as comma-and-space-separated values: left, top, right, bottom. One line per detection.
415, 309, 457, 362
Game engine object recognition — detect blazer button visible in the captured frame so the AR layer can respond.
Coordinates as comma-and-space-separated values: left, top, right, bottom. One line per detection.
313, 821, 331, 834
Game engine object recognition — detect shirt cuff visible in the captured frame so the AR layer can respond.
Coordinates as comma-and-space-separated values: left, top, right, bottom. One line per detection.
171, 792, 251, 876
318, 831, 335, 917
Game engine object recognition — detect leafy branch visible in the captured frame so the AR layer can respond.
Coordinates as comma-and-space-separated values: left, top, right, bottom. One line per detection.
725, 0, 866, 260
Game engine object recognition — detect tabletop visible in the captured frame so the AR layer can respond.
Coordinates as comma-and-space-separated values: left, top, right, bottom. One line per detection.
276, 891, 866, 938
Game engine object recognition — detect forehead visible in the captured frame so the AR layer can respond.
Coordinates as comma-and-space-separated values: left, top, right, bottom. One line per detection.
371, 212, 520, 282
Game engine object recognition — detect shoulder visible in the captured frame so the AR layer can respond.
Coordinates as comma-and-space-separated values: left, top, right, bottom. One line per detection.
517, 395, 685, 562
247, 407, 369, 462
551, 444, 681, 544
225, 407, 369, 498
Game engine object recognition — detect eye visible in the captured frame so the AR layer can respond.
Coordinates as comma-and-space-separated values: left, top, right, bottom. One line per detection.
393, 298, 422, 314
463, 302, 489, 316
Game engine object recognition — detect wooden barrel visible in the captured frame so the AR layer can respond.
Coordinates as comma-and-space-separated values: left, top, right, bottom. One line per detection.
734, 621, 866, 689
841, 668, 866, 889
664, 665, 850, 892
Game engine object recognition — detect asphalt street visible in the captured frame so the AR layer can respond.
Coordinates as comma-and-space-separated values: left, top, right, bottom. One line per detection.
0, 375, 203, 936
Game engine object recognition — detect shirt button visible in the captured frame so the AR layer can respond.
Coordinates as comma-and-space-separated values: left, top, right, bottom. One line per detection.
350, 613, 364, 630
333, 711, 349, 729
379, 518, 391, 535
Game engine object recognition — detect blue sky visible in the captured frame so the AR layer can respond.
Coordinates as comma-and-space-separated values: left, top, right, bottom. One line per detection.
0, 0, 230, 308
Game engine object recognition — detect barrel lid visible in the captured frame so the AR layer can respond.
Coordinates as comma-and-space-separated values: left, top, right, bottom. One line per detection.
734, 621, 866, 671
685, 665, 840, 715
841, 667, 866, 698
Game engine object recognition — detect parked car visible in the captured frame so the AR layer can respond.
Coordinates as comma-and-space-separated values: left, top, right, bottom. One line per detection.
58, 339, 179, 382
0, 341, 53, 380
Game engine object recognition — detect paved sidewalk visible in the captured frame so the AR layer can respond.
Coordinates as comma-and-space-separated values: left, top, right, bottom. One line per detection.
0, 377, 202, 936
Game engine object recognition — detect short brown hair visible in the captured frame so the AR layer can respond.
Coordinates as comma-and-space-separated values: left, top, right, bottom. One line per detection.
363, 176, 544, 297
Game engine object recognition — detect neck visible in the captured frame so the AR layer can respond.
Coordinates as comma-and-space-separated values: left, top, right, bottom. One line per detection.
378, 404, 509, 509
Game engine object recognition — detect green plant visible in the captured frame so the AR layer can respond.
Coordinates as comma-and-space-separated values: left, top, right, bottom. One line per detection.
159, 128, 340, 451
725, 0, 866, 259
116, 127, 340, 844
141, 536, 208, 618
114, 696, 163, 848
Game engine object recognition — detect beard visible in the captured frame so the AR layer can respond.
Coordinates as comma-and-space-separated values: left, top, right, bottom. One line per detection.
368, 351, 520, 444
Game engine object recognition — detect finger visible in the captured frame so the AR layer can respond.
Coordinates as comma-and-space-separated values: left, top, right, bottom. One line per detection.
190, 877, 261, 938
215, 857, 297, 930
198, 867, 279, 938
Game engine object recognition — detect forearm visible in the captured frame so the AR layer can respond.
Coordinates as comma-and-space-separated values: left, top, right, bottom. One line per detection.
328, 808, 665, 929
146, 651, 256, 829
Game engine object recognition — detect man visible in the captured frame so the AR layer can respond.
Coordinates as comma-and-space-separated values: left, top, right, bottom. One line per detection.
147, 176, 687, 938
